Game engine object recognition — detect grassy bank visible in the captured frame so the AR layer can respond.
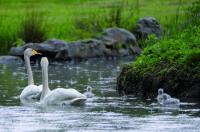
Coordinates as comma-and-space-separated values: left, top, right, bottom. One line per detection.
117, 0, 200, 98
0, 0, 194, 55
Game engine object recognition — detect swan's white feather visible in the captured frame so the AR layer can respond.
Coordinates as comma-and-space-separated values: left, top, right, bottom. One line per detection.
162, 97, 180, 106
42, 88, 86, 105
20, 85, 42, 101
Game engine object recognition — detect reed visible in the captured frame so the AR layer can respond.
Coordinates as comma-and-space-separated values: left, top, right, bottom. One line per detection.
18, 11, 47, 43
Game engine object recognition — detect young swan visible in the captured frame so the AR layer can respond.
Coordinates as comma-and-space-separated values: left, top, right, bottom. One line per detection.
162, 94, 180, 106
40, 57, 87, 106
156, 88, 171, 105
20, 48, 42, 103
84, 86, 94, 98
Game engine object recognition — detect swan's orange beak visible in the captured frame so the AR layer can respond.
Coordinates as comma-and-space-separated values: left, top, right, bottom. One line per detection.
32, 50, 41, 55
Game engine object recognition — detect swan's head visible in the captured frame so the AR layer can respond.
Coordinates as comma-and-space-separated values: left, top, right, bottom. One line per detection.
87, 86, 92, 92
40, 57, 49, 68
163, 94, 169, 101
158, 88, 164, 95
24, 48, 41, 57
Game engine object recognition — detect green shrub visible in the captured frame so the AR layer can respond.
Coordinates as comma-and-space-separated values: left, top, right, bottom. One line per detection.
131, 25, 200, 77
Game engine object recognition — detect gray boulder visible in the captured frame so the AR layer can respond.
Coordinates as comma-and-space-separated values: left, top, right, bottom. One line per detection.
10, 28, 140, 61
135, 17, 162, 39
55, 39, 113, 60
10, 40, 68, 56
101, 28, 137, 45
56, 28, 140, 60
0, 56, 22, 64
44, 39, 67, 45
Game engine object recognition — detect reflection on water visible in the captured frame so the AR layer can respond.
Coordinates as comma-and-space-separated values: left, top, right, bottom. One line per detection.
0, 58, 200, 131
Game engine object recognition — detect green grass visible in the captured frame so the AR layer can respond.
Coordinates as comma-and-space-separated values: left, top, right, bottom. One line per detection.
132, 26, 200, 76
0, 0, 195, 54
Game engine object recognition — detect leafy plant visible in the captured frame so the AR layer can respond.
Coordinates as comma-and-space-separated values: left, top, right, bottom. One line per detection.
13, 38, 25, 47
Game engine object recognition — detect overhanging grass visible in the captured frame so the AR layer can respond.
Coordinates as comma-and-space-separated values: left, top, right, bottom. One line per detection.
132, 26, 200, 77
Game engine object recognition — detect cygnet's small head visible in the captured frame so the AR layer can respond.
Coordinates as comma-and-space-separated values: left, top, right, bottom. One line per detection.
87, 86, 92, 92
40, 57, 49, 68
163, 94, 169, 101
24, 48, 41, 57
158, 88, 164, 95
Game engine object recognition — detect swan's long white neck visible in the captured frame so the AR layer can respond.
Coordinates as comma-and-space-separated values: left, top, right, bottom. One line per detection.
40, 62, 50, 101
24, 55, 34, 85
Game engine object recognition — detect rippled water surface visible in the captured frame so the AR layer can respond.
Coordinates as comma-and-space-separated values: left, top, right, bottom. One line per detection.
0, 58, 200, 132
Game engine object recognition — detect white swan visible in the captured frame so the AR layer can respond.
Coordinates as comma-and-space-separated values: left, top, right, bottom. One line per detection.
20, 48, 42, 103
40, 57, 87, 106
156, 88, 171, 105
84, 85, 94, 98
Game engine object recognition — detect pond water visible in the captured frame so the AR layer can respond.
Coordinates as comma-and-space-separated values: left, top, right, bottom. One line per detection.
0, 58, 200, 132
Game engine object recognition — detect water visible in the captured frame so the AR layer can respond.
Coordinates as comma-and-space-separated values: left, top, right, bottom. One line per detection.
0, 58, 200, 132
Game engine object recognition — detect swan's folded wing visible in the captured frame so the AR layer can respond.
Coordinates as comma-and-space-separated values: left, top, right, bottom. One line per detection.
56, 88, 86, 99
20, 85, 42, 100
43, 88, 86, 105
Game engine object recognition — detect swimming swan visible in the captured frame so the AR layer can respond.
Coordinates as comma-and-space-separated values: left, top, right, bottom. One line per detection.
84, 85, 94, 98
156, 88, 171, 105
20, 48, 42, 102
40, 57, 87, 106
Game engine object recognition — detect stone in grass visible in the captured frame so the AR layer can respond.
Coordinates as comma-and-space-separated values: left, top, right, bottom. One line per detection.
135, 16, 162, 39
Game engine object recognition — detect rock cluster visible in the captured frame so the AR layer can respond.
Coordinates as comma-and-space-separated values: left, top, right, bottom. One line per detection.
10, 28, 141, 61
9, 17, 162, 61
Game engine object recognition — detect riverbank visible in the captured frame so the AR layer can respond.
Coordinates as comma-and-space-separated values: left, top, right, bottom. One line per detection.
117, 1, 200, 99
117, 23, 200, 98
0, 0, 194, 55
